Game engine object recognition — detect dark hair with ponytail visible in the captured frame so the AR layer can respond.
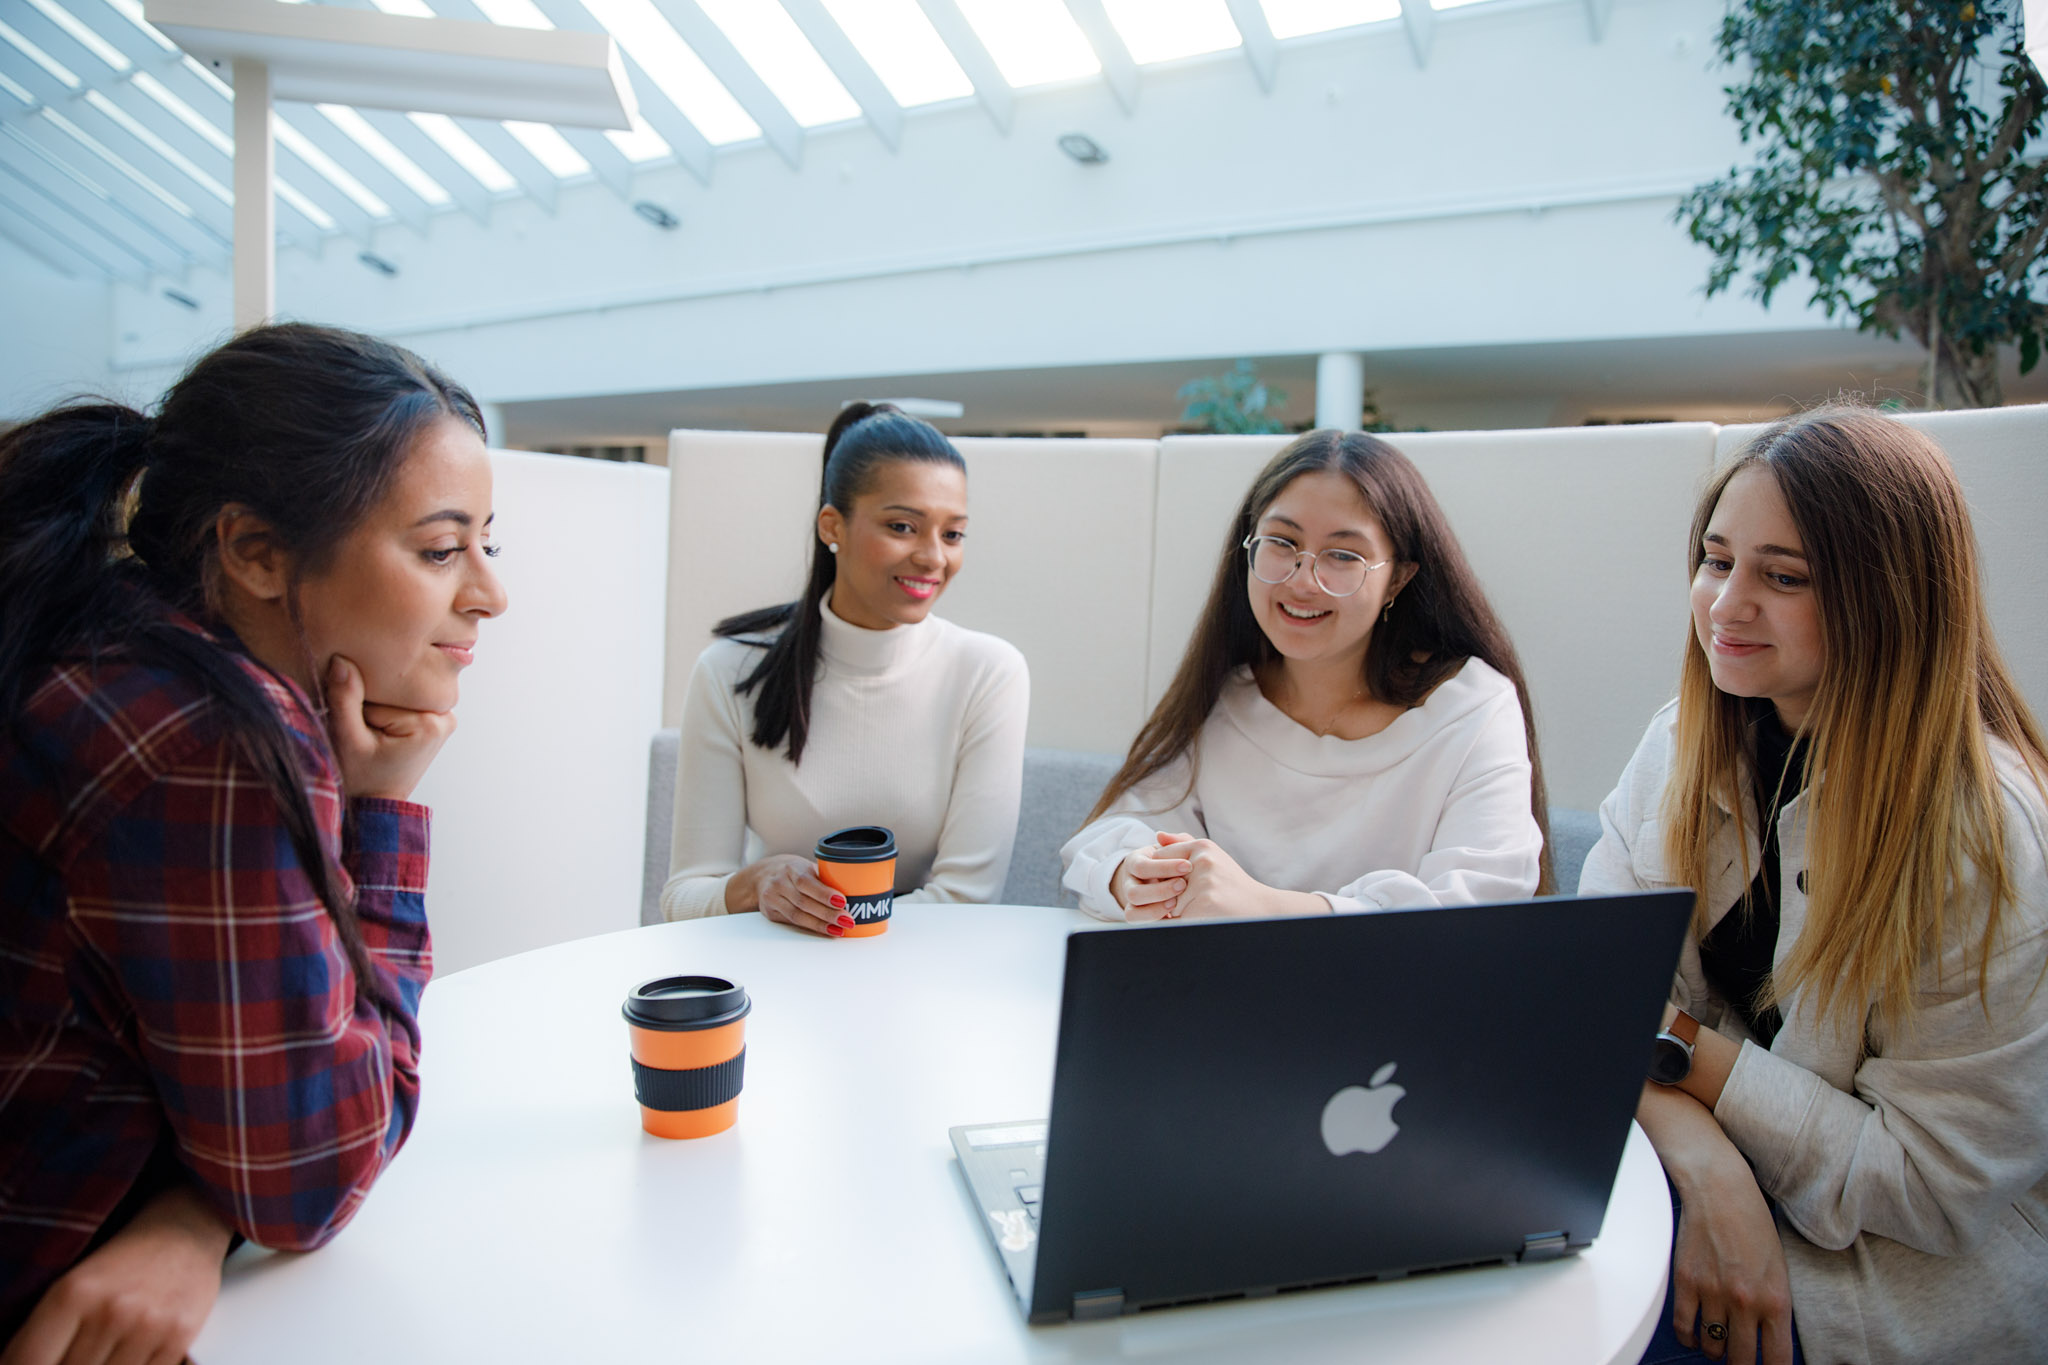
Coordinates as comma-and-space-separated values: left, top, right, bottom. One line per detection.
0, 323, 483, 1008
713, 401, 964, 764
1088, 429, 1554, 892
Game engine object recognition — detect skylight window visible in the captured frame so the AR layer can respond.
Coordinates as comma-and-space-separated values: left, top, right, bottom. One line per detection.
472, 0, 553, 30
274, 115, 393, 217
0, 71, 35, 106
1259, 0, 1400, 38
0, 19, 83, 88
696, 0, 859, 126
319, 103, 451, 205
607, 113, 671, 162
580, 0, 760, 144
1432, 0, 1497, 7
131, 71, 232, 155
368, 0, 437, 15
86, 90, 231, 202
818, 0, 971, 106
102, 0, 181, 53
504, 120, 589, 177
1103, 0, 1241, 64
409, 112, 517, 191
24, 0, 131, 73
183, 55, 232, 98
42, 107, 193, 217
954, 0, 1099, 88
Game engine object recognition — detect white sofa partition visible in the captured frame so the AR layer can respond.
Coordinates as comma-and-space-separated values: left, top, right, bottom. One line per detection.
667, 407, 2048, 815
409, 450, 669, 974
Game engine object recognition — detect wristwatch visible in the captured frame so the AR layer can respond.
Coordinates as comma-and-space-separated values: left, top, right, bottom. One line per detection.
1649, 1009, 1700, 1086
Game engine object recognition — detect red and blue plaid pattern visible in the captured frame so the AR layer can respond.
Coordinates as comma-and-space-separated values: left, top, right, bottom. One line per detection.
0, 615, 432, 1334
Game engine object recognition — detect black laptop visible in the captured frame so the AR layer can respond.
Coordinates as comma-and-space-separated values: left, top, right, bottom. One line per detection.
949, 891, 1691, 1323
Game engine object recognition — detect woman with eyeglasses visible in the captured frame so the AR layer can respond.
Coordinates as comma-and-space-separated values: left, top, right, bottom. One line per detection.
661, 403, 1029, 934
1581, 410, 2048, 1365
1061, 429, 1547, 922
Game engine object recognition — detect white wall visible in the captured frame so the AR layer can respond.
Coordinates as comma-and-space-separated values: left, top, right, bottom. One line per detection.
410, 450, 669, 974
0, 234, 119, 420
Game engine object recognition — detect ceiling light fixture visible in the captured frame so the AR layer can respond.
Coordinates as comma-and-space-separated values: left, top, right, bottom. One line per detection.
358, 250, 399, 276
633, 199, 680, 229
873, 398, 965, 419
1058, 132, 1109, 165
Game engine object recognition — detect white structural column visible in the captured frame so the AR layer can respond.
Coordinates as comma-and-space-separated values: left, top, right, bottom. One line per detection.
231, 56, 273, 332
1315, 351, 1366, 431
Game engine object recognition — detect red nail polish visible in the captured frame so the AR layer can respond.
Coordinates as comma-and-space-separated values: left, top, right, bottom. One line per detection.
830, 894, 847, 910
827, 924, 845, 937
837, 914, 856, 928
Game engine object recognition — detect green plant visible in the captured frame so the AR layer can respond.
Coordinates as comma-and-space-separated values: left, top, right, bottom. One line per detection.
1178, 360, 1289, 434
1680, 0, 2048, 408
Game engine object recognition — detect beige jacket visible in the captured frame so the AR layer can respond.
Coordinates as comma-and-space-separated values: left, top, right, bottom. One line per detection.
1581, 702, 2048, 1365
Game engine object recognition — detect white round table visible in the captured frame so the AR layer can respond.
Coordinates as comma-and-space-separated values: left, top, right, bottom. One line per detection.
192, 906, 1671, 1364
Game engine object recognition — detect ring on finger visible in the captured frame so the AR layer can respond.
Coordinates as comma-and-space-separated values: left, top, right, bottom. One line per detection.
1703, 1322, 1727, 1343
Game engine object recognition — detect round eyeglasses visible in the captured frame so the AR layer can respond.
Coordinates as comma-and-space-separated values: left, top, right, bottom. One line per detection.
1242, 535, 1388, 598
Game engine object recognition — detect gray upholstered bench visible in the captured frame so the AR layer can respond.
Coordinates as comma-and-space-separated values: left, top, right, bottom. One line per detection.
641, 731, 1602, 922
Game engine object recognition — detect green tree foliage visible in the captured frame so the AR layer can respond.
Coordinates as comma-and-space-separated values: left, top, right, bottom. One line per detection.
1681, 0, 2048, 408
1178, 359, 1290, 434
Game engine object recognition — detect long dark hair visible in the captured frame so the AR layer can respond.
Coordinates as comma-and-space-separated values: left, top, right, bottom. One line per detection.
0, 323, 484, 1008
713, 401, 964, 764
1090, 429, 1554, 892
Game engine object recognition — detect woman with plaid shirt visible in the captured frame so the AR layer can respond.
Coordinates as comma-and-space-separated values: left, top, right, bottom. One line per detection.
0, 325, 506, 1364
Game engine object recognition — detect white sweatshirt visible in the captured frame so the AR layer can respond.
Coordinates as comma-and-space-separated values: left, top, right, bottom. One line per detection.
1581, 701, 2048, 1365
661, 600, 1029, 920
1060, 657, 1542, 919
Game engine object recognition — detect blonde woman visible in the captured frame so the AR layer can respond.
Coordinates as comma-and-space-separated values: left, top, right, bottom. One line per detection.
1582, 410, 2048, 1365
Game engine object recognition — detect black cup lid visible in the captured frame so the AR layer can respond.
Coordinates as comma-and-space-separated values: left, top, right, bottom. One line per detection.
622, 975, 751, 1031
815, 825, 896, 863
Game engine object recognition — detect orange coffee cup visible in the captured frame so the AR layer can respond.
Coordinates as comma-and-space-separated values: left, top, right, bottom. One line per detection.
623, 975, 750, 1139
816, 826, 896, 938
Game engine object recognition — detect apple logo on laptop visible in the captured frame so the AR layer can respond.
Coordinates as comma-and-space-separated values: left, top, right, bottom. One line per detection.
1320, 1062, 1406, 1156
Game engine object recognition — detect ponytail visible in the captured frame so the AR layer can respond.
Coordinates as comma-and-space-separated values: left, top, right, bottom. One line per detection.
713, 401, 964, 763
0, 324, 482, 1014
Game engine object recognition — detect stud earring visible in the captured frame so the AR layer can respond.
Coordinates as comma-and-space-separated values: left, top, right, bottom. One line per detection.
827, 543, 839, 555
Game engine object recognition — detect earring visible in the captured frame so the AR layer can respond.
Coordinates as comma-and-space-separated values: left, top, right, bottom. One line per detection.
827, 543, 839, 555
1382, 595, 1395, 623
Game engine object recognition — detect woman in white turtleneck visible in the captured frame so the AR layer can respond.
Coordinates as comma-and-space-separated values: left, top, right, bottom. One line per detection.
661, 403, 1029, 935
1061, 429, 1548, 921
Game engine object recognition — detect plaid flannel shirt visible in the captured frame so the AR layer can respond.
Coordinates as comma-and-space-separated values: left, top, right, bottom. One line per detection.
0, 615, 432, 1333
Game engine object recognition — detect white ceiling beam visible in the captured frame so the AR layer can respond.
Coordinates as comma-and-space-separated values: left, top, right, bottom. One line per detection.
914, 0, 1012, 135
617, 49, 715, 184
275, 102, 434, 231
1221, 0, 1277, 92
1398, 0, 1434, 67
556, 122, 635, 198
0, 41, 236, 243
355, 107, 491, 225
7, 110, 225, 261
59, 1, 377, 240
0, 136, 171, 276
1584, 0, 1614, 41
644, 0, 805, 170
1061, 0, 1138, 114
779, 0, 902, 151
0, 190, 132, 278
453, 116, 558, 211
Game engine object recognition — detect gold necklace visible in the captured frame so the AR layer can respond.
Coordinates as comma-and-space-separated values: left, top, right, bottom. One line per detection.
1310, 686, 1367, 738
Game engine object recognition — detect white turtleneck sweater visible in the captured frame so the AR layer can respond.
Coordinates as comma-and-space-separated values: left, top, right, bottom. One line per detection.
661, 599, 1030, 920
1060, 657, 1542, 919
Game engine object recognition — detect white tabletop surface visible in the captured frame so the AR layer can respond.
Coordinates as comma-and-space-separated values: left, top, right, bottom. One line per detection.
192, 905, 1671, 1364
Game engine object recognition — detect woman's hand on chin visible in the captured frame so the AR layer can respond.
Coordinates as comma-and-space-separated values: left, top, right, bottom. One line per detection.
0, 1183, 230, 1365
1145, 833, 1325, 920
730, 854, 853, 937
324, 655, 455, 802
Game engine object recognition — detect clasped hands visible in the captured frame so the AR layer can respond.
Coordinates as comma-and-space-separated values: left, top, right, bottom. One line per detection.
1110, 832, 1325, 921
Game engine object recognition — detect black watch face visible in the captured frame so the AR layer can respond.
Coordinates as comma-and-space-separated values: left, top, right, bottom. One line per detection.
1648, 1036, 1692, 1085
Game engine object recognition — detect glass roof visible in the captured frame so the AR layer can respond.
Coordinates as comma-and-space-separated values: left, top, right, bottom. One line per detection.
0, 0, 1517, 281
